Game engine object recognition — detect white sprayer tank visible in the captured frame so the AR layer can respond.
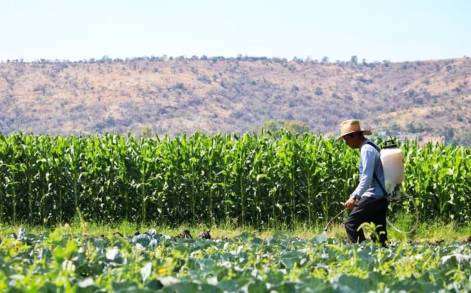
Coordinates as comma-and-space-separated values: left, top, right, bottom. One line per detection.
380, 148, 404, 194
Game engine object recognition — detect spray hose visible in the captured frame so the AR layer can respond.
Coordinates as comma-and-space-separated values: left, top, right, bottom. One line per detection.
323, 193, 419, 235
385, 192, 419, 234
323, 209, 345, 232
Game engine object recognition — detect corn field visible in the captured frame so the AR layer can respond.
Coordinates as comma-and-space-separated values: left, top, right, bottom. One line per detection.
0, 132, 469, 226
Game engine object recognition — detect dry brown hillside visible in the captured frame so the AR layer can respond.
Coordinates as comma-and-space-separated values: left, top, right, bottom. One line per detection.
0, 56, 470, 143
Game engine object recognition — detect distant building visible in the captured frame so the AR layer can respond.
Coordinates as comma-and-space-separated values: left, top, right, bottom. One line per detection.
396, 132, 445, 145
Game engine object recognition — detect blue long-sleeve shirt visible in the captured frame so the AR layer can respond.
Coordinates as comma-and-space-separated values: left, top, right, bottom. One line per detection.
351, 140, 385, 199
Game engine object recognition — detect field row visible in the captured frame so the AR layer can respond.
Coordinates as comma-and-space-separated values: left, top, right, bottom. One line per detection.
0, 227, 469, 292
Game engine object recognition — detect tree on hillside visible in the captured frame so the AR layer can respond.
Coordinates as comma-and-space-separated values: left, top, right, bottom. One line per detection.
350, 55, 358, 65
259, 120, 310, 134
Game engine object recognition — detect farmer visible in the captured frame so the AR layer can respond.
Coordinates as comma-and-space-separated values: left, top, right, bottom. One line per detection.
339, 119, 388, 246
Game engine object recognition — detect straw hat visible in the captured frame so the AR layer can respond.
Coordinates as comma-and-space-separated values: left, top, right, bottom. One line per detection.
338, 119, 372, 140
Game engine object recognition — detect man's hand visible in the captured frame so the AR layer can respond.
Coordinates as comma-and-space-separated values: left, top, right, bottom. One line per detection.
344, 196, 357, 209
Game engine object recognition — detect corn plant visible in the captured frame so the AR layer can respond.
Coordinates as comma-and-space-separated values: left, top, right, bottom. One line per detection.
0, 132, 469, 225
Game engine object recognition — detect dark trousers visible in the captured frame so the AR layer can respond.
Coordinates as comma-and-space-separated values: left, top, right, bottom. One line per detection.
345, 196, 388, 246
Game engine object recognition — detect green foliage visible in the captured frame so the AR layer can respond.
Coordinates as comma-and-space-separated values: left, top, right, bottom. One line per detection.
385, 121, 400, 134
258, 120, 310, 134
405, 121, 430, 133
0, 229, 469, 291
0, 132, 469, 226
449, 130, 471, 146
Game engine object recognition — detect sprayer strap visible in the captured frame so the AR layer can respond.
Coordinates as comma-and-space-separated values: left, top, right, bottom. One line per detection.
373, 172, 389, 198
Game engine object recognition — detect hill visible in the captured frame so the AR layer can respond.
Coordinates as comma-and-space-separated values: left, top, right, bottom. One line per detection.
0, 56, 470, 144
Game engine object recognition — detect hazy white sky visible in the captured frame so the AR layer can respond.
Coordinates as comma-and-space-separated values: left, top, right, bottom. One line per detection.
1, 0, 470, 62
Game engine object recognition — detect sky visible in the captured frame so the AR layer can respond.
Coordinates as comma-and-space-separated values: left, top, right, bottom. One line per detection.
1, 0, 470, 62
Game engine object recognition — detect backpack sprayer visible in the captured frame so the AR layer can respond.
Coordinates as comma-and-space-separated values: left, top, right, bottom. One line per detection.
381, 139, 418, 234
324, 139, 417, 234
380, 139, 404, 201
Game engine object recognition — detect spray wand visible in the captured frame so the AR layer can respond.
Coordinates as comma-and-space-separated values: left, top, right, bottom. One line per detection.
323, 209, 345, 232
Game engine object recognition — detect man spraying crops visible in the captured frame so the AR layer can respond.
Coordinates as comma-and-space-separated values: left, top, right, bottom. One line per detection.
339, 119, 388, 246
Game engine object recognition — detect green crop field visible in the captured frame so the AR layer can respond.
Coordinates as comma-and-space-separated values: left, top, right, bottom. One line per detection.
0, 227, 470, 292
0, 132, 470, 292
0, 132, 469, 226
